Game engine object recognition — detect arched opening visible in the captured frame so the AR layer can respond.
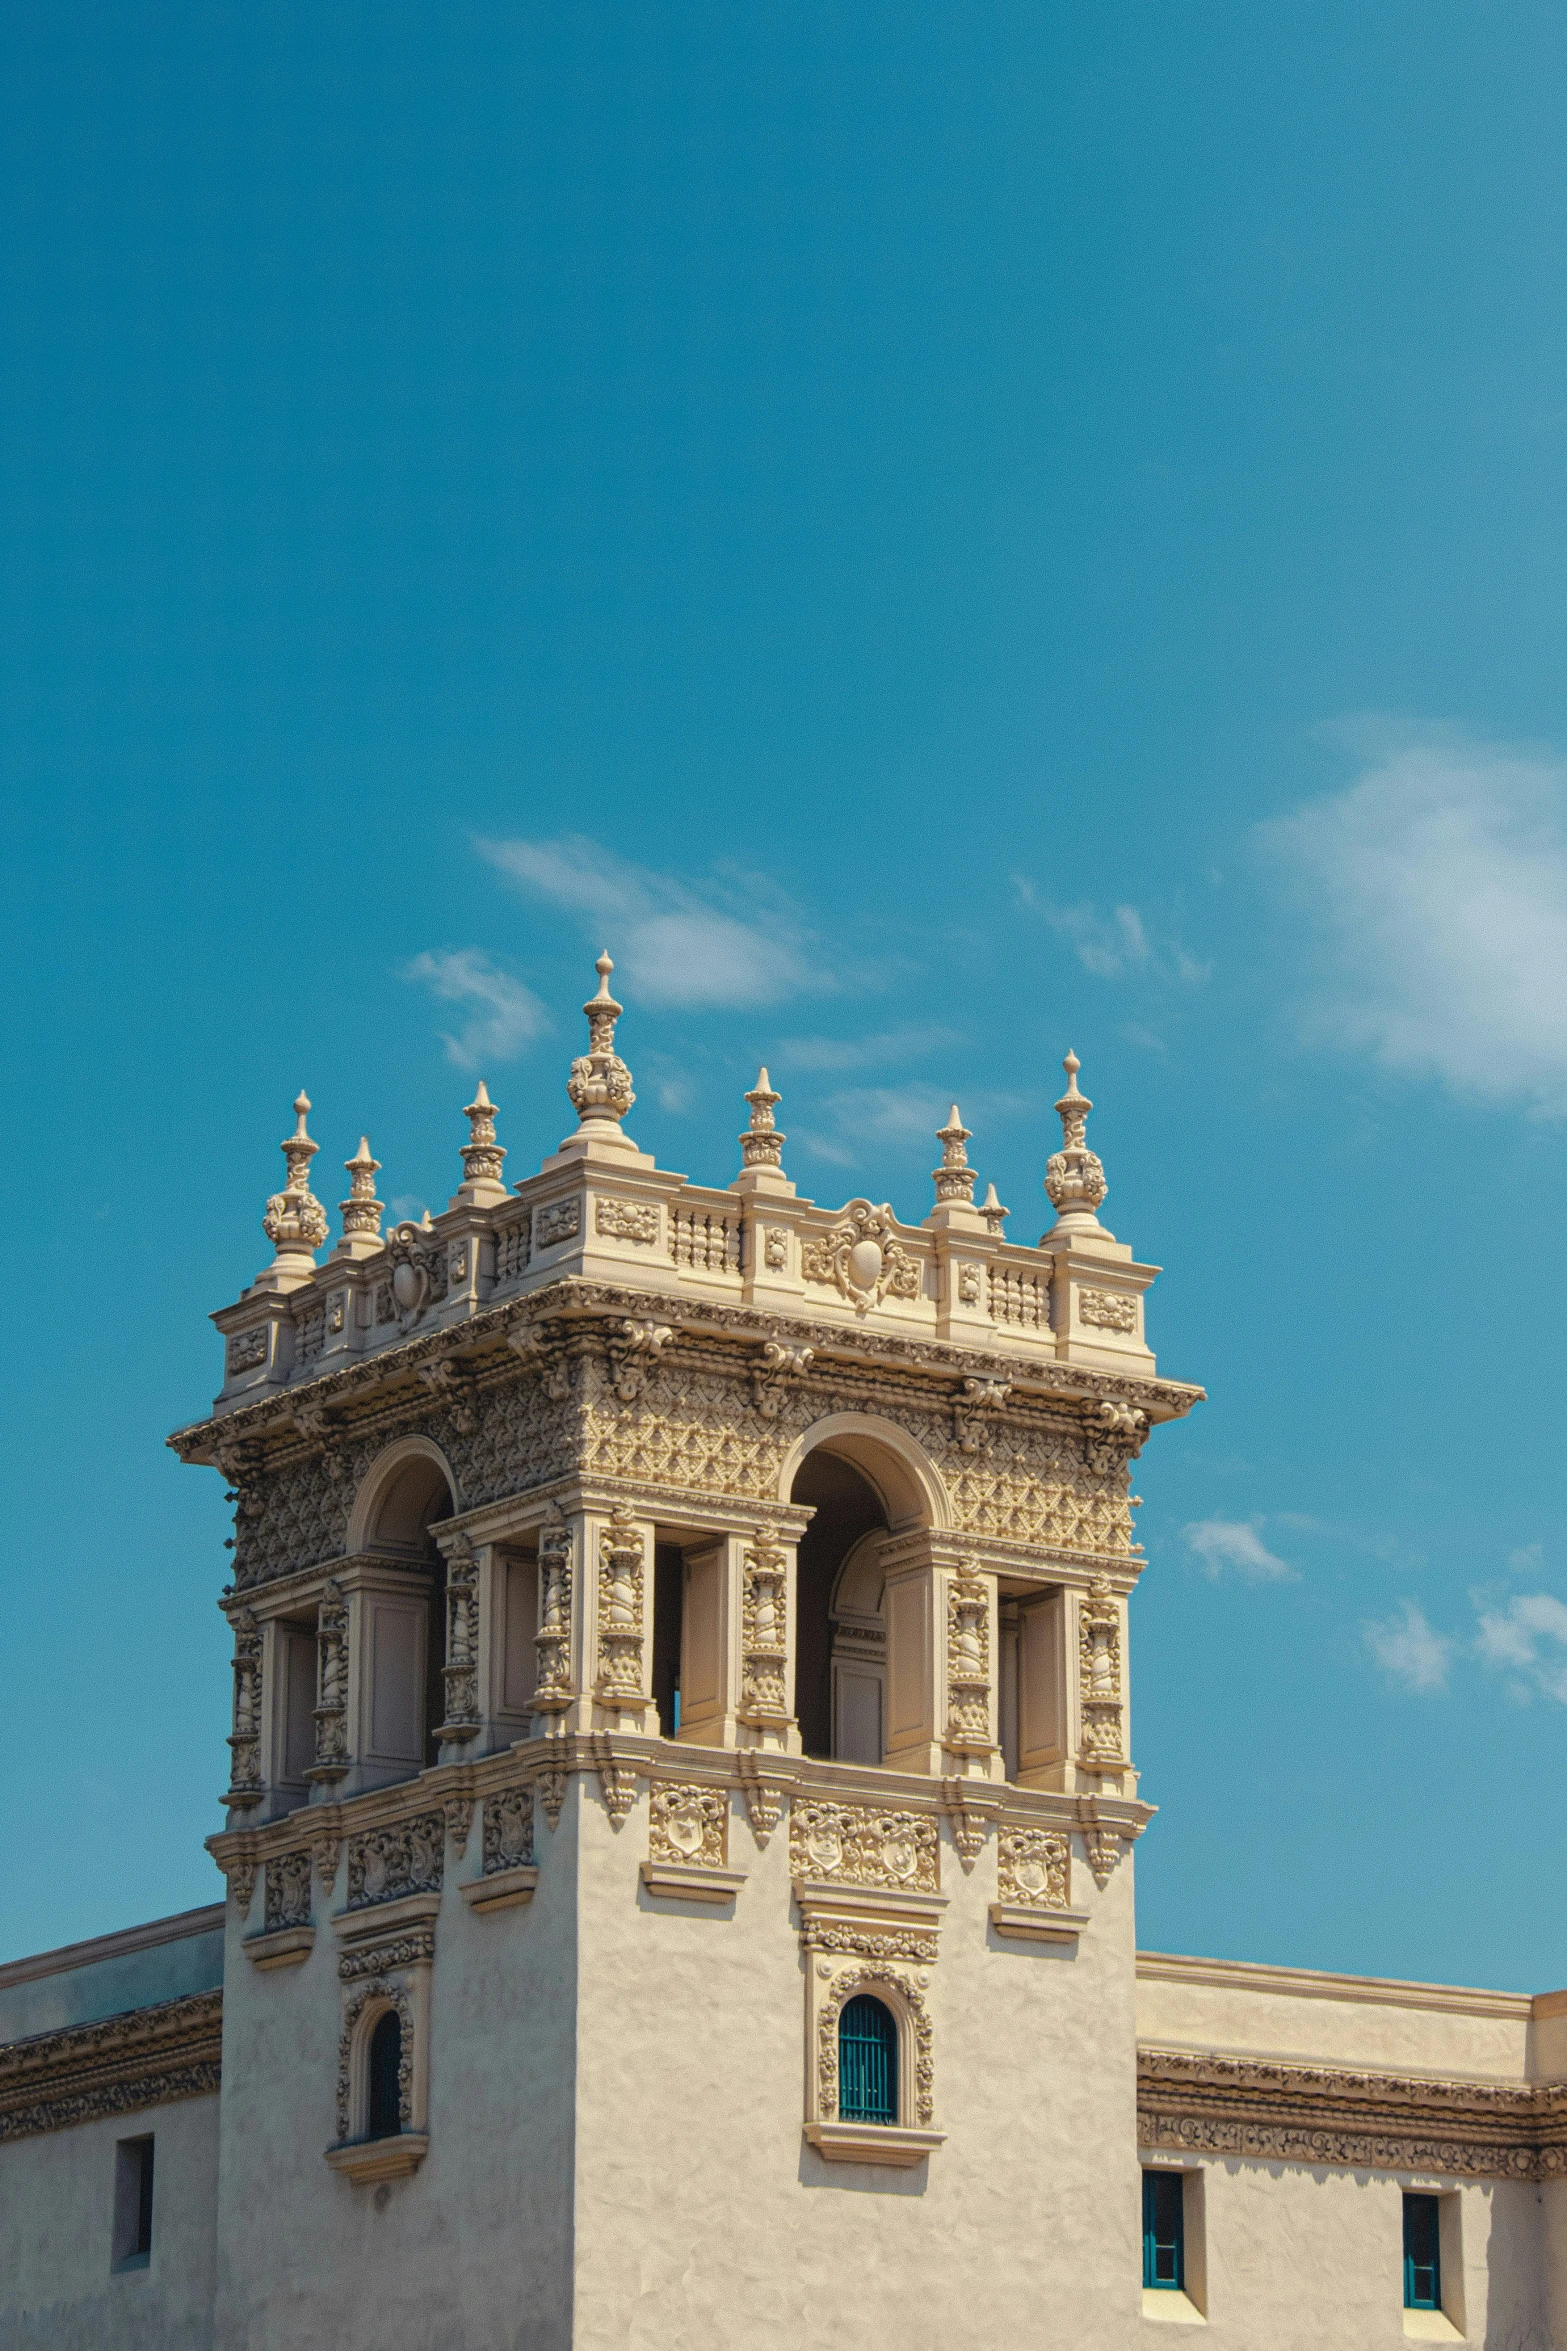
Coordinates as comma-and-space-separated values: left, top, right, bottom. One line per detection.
366, 2008, 403, 2141
839, 1994, 898, 2125
790, 1450, 887, 1763
355, 1446, 457, 1770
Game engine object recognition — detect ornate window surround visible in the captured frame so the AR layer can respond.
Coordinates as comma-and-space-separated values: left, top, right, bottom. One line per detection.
324, 1895, 436, 2183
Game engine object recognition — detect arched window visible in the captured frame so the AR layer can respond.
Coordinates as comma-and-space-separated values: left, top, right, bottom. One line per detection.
366, 2009, 403, 2141
839, 1995, 898, 2125
790, 1452, 887, 1761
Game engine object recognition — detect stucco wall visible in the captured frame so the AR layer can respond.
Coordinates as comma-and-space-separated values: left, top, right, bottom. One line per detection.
0, 2090, 219, 2351
570, 1785, 1145, 2351
209, 1801, 579, 2351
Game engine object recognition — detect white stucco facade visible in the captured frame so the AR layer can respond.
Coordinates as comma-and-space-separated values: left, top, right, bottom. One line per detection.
3, 966, 1563, 2348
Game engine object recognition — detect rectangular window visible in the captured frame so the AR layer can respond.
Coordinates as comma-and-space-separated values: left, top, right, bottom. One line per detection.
112, 2135, 154, 2271
1403, 2192, 1441, 2311
1143, 2168, 1185, 2292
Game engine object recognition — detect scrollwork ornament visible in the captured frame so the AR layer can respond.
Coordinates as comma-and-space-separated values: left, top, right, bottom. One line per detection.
799, 1201, 923, 1315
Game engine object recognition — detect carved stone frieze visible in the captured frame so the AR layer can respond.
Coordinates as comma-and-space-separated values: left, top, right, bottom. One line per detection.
648, 1782, 727, 1869
997, 1828, 1070, 1909
337, 1929, 435, 1984
482, 1784, 535, 1875
264, 1850, 312, 1932
597, 1197, 659, 1245
1080, 1288, 1137, 1334
1137, 2045, 1566, 2183
800, 1201, 923, 1315
790, 1801, 939, 1893
0, 1990, 224, 2145
346, 1813, 445, 1908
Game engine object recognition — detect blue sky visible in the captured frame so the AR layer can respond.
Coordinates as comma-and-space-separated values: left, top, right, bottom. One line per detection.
5, 2, 1567, 1984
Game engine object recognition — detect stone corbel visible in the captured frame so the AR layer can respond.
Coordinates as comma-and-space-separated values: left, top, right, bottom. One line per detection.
736, 1751, 788, 1848
952, 1377, 1011, 1456
1082, 1397, 1147, 1477
940, 1777, 999, 1874
507, 1317, 573, 1400
605, 1317, 673, 1404
589, 1732, 639, 1826
416, 1357, 475, 1434
751, 1335, 814, 1421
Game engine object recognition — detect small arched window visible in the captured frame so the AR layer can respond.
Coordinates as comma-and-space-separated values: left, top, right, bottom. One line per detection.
366, 2009, 403, 2141
839, 1994, 898, 2125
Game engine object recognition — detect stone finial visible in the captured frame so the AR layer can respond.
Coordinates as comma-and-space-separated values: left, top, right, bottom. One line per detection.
740, 1067, 785, 1169
566, 952, 635, 1130
336, 1137, 384, 1257
453, 1078, 509, 1206
1043, 1051, 1109, 1235
260, 1092, 329, 1277
980, 1182, 1009, 1236
932, 1105, 975, 1205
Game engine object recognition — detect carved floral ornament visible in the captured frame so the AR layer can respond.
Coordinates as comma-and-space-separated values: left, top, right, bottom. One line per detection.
789, 1801, 940, 1893
800, 1202, 923, 1315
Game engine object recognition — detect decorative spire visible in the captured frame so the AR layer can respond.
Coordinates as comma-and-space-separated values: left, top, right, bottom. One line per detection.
453, 1079, 509, 1205
980, 1181, 1009, 1236
337, 1137, 383, 1253
261, 1092, 329, 1275
566, 951, 635, 1130
932, 1105, 975, 1205
1043, 1051, 1108, 1233
740, 1067, 785, 1169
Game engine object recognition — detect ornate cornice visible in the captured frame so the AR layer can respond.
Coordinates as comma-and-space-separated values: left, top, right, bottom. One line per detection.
169, 1276, 1203, 1465
0, 1990, 223, 2144
1137, 2044, 1567, 2182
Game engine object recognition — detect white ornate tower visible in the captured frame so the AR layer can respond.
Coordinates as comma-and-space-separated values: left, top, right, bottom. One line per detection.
173, 971, 1200, 2350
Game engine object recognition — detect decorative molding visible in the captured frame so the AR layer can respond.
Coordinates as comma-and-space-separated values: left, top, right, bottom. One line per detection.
337, 1929, 436, 1983
438, 1536, 481, 1741
590, 1734, 639, 1826
0, 1990, 223, 2144
482, 1784, 535, 1875
606, 1318, 673, 1404
940, 1778, 997, 1873
597, 1198, 659, 1245
225, 1607, 264, 1809
1078, 1577, 1123, 1767
815, 1962, 935, 2128
346, 1814, 445, 1908
595, 1507, 647, 1699
736, 1752, 786, 1847
952, 1377, 1010, 1457
648, 1782, 727, 1869
307, 1578, 349, 1786
1136, 2045, 1567, 2183
1134, 1950, 1533, 2021
534, 1508, 574, 1710
535, 1197, 582, 1250
750, 1337, 814, 1422
997, 1827, 1071, 1910
944, 1564, 992, 1754
1080, 1287, 1137, 1334
335, 1979, 415, 2147
227, 1325, 268, 1373
799, 1201, 922, 1315
264, 1850, 312, 1933
535, 1751, 568, 1831
739, 1529, 789, 1722
790, 1801, 940, 1894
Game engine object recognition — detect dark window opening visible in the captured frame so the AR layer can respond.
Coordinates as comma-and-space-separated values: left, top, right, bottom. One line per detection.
652, 1544, 685, 1738
790, 1452, 885, 1760
1142, 2170, 1185, 2292
1404, 2192, 1441, 2311
838, 1994, 898, 2125
112, 2135, 154, 2271
367, 2009, 403, 2140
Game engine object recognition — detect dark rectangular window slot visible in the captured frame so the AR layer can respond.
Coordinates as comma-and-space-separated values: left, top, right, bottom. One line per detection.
112, 2135, 155, 2272
1403, 2192, 1441, 2311
1142, 2168, 1184, 2292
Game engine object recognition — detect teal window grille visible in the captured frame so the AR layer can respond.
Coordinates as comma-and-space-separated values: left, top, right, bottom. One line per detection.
1142, 2170, 1185, 2292
838, 1995, 898, 2125
367, 2010, 403, 2141
1403, 2193, 1441, 2311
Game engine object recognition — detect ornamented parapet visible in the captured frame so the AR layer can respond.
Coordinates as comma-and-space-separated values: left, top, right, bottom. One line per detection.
1078, 1576, 1123, 1767
225, 1608, 264, 1811
308, 1579, 349, 1786
534, 1510, 574, 1710
944, 1564, 992, 1752
439, 1536, 480, 1743
801, 1202, 922, 1315
595, 1508, 646, 1700
740, 1529, 789, 1724
346, 1813, 445, 1908
648, 1782, 728, 1869
790, 1801, 940, 1893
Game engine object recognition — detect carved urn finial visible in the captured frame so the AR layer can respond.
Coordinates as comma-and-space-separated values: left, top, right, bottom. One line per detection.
566, 951, 635, 1130
1042, 1050, 1109, 1235
337, 1136, 384, 1255
980, 1181, 1009, 1236
261, 1092, 329, 1278
740, 1067, 785, 1169
932, 1104, 975, 1205
455, 1078, 509, 1205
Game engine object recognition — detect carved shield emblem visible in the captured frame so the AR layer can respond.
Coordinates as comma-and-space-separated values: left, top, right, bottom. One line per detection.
880, 1833, 916, 1880
807, 1825, 843, 1874
666, 1804, 705, 1857
1014, 1856, 1048, 1899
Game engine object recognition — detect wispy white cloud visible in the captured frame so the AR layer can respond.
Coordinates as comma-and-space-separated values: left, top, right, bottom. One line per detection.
478, 834, 826, 1010
1261, 723, 1567, 1115
793, 1085, 1033, 1172
405, 949, 550, 1071
775, 1027, 963, 1074
1364, 1599, 1454, 1694
1013, 880, 1210, 985
1183, 1518, 1295, 1581
1474, 1591, 1567, 1703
